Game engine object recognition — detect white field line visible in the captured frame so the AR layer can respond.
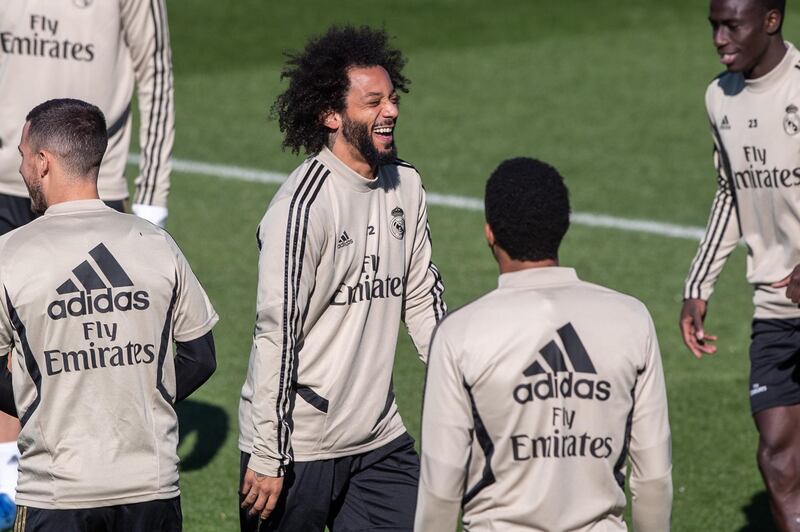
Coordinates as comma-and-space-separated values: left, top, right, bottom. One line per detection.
129, 154, 706, 241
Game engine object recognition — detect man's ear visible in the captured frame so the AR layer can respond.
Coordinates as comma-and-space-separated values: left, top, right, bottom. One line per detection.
484, 223, 495, 248
321, 109, 341, 131
36, 150, 50, 179
765, 9, 783, 35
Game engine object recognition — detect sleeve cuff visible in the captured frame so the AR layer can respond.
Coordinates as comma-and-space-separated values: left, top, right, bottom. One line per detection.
132, 203, 168, 228
246, 453, 286, 477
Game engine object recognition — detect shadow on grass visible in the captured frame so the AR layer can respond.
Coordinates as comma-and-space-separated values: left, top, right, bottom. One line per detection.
177, 399, 229, 471
739, 491, 777, 532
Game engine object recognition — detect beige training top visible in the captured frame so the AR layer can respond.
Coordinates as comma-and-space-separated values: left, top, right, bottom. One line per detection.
0, 200, 217, 509
0, 0, 174, 207
685, 43, 800, 318
416, 268, 672, 532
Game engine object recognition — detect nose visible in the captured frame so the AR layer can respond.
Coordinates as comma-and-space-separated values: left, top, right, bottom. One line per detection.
713, 25, 728, 48
383, 99, 398, 119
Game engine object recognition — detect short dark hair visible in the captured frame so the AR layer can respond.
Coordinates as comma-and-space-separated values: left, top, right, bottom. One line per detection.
485, 157, 570, 262
25, 98, 107, 178
271, 25, 409, 155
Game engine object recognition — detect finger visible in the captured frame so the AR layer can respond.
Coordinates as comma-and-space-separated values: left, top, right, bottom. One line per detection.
249, 490, 268, 516
240, 486, 258, 509
772, 275, 791, 289
261, 491, 280, 520
680, 324, 703, 359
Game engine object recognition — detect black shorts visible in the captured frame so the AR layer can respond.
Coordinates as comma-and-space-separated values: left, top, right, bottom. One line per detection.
749, 318, 800, 414
239, 432, 419, 532
14, 496, 181, 532
0, 194, 126, 235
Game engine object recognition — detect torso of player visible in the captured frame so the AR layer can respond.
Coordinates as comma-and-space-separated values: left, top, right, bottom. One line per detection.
285, 152, 419, 458
708, 44, 800, 313
0, 201, 185, 508
450, 270, 647, 530
0, 0, 133, 199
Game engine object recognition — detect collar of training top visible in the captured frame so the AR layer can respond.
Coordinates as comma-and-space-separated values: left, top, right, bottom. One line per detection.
498, 267, 579, 289
317, 146, 387, 193
745, 41, 796, 93
44, 199, 109, 216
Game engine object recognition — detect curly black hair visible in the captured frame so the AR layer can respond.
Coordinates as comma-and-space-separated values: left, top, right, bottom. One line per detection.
485, 157, 570, 262
271, 25, 409, 156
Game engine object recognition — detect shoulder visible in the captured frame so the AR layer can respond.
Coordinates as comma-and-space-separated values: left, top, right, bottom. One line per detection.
433, 290, 500, 339
705, 71, 745, 108
576, 280, 653, 325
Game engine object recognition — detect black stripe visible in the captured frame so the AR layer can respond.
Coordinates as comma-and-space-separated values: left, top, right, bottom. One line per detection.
276, 160, 321, 469
72, 260, 107, 291
139, 0, 168, 205
372, 378, 395, 430
539, 340, 567, 373
558, 323, 596, 374
522, 360, 547, 376
89, 243, 134, 288
6, 289, 40, 428
425, 225, 446, 322
462, 380, 495, 505
295, 385, 329, 413
688, 127, 739, 297
56, 279, 79, 295
145, 0, 172, 206
613, 377, 638, 488
279, 166, 329, 459
155, 274, 179, 405
106, 103, 131, 140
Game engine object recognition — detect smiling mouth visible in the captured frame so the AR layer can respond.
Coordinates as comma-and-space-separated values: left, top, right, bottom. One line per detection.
373, 125, 394, 143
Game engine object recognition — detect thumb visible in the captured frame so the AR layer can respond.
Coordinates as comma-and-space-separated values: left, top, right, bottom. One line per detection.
692, 312, 705, 340
773, 274, 791, 289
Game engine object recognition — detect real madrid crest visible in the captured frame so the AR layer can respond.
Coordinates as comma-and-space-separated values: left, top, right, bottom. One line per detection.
390, 207, 405, 240
784, 104, 800, 136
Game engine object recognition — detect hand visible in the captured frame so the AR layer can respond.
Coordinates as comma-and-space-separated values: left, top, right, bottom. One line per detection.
679, 298, 717, 358
772, 265, 800, 304
131, 203, 168, 228
240, 467, 284, 521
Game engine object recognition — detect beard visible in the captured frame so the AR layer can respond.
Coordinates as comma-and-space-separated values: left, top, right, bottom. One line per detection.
25, 178, 47, 215
341, 115, 397, 169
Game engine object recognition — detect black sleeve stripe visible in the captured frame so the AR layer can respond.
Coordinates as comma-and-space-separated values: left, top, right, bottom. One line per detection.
462, 380, 495, 505
155, 274, 179, 406
5, 288, 40, 428
137, 0, 171, 206
686, 125, 740, 298
425, 225, 447, 322
275, 160, 329, 467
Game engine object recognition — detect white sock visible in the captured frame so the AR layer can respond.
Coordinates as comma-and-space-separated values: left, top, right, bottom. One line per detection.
0, 441, 20, 500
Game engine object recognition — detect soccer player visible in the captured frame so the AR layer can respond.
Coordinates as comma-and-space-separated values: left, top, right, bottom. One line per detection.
238, 26, 446, 532
415, 158, 672, 531
679, 0, 800, 527
1, 98, 216, 531
0, 2, 175, 515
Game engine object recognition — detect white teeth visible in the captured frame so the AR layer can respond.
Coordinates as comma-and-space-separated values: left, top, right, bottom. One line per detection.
374, 127, 392, 134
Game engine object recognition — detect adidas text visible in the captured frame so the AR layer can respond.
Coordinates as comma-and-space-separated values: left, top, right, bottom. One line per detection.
47, 289, 150, 320
513, 372, 611, 404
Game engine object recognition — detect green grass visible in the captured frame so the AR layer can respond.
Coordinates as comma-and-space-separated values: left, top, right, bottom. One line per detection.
123, 1, 800, 529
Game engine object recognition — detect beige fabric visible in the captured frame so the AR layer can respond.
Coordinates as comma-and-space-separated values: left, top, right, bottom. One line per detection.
685, 43, 800, 318
416, 268, 671, 532
0, 0, 174, 207
0, 200, 217, 509
238, 148, 446, 476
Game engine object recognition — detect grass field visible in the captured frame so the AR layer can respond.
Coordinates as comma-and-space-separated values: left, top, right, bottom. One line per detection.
128, 1, 800, 529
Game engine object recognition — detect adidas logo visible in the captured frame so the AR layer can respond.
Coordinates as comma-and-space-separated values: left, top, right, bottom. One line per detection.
514, 323, 611, 404
47, 243, 149, 320
336, 231, 353, 249
720, 115, 731, 130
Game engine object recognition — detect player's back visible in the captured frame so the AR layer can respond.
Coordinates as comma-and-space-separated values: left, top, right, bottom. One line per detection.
0, 200, 195, 509
426, 267, 668, 531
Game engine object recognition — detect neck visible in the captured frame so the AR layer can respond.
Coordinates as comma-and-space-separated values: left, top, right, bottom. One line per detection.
46, 176, 100, 208
329, 138, 377, 180
495, 251, 559, 274
747, 37, 787, 79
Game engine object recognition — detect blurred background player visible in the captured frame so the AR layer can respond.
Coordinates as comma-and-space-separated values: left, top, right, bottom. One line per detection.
679, 0, 800, 528
5, 98, 215, 531
0, 0, 175, 521
238, 26, 446, 531
416, 158, 672, 531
